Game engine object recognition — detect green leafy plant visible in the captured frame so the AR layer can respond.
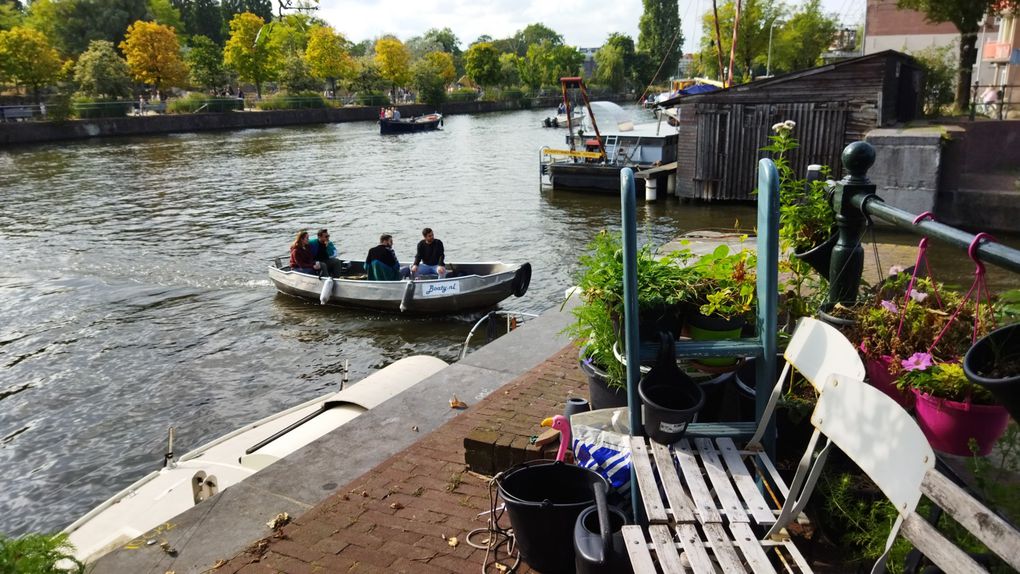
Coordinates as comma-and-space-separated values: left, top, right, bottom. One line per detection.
255, 92, 328, 110
685, 244, 757, 322
896, 359, 996, 404
167, 93, 243, 113
0, 532, 85, 574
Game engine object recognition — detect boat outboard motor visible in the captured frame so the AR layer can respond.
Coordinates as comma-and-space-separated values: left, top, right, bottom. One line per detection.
574, 482, 631, 574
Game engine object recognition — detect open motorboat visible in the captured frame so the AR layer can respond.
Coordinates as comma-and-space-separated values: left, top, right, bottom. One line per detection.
379, 112, 443, 134
268, 259, 532, 314
63, 355, 449, 564
541, 78, 679, 194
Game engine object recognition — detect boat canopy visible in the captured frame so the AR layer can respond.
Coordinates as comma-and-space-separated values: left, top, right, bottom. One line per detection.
585, 102, 636, 132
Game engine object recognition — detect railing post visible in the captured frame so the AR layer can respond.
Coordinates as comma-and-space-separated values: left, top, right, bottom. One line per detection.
827, 141, 876, 306
620, 168, 644, 524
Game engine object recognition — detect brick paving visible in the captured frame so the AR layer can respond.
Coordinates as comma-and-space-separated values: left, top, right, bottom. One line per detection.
215, 343, 588, 574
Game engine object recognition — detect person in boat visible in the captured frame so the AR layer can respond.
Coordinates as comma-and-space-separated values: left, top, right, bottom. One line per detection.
557, 101, 566, 114
365, 233, 410, 280
410, 227, 446, 278
289, 230, 318, 275
309, 228, 342, 278
391, 107, 401, 120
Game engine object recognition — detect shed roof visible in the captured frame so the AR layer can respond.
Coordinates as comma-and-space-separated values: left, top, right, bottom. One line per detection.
658, 50, 920, 107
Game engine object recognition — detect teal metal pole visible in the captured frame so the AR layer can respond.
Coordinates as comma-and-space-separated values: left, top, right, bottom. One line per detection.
620, 168, 644, 522
755, 159, 780, 456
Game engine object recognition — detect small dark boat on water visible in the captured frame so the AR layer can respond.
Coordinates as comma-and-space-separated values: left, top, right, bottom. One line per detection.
379, 113, 443, 134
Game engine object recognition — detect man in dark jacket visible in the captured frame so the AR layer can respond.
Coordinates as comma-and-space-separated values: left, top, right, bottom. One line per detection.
411, 227, 446, 278
309, 228, 342, 278
365, 234, 409, 280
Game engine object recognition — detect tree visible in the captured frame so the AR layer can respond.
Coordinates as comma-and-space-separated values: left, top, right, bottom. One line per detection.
508, 23, 563, 56
73, 39, 132, 97
174, 0, 223, 45
221, 0, 271, 41
350, 57, 385, 94
772, 0, 837, 74
423, 27, 460, 55
373, 36, 411, 91
305, 24, 355, 95
0, 25, 62, 102
186, 35, 228, 90
25, 0, 150, 56
411, 54, 447, 105
223, 11, 279, 97
898, 0, 1020, 112
638, 0, 682, 83
911, 44, 957, 116
604, 33, 641, 89
464, 41, 501, 90
267, 13, 321, 91
540, 44, 583, 85
120, 20, 189, 94
696, 0, 783, 80
0, 0, 23, 31
498, 52, 520, 87
148, 0, 183, 33
424, 50, 456, 85
516, 46, 543, 91
594, 43, 625, 91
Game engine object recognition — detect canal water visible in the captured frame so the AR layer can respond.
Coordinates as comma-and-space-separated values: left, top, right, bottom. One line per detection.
0, 107, 1017, 536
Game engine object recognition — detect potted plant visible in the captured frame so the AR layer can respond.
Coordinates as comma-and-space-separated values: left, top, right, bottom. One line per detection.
897, 357, 1010, 456
763, 120, 837, 277
683, 244, 757, 369
852, 274, 992, 408
565, 231, 698, 409
964, 320, 1020, 422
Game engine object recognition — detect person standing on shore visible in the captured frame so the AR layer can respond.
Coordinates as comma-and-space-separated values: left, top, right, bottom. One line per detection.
411, 227, 446, 278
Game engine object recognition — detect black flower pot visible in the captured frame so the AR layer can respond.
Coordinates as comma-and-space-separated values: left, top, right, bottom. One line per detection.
578, 349, 628, 411
792, 233, 838, 278
964, 322, 1020, 422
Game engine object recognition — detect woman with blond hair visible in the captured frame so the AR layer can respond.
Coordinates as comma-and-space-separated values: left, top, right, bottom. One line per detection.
289, 230, 318, 275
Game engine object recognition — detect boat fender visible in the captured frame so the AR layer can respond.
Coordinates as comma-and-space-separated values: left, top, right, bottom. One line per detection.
511, 263, 532, 298
319, 277, 333, 305
439, 117, 443, 128
399, 280, 415, 312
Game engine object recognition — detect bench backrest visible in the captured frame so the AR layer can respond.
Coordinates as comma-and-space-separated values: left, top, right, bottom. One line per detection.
817, 375, 1020, 573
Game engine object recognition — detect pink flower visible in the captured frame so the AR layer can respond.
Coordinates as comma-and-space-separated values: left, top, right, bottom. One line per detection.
901, 352, 933, 372
880, 300, 898, 313
908, 289, 928, 303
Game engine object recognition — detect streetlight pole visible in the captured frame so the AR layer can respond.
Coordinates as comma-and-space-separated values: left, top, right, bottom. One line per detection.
766, 20, 782, 77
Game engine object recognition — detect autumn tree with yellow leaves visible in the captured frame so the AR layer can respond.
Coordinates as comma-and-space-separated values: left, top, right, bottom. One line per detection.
305, 25, 356, 96
223, 12, 280, 99
373, 36, 411, 94
0, 26, 63, 103
119, 21, 188, 96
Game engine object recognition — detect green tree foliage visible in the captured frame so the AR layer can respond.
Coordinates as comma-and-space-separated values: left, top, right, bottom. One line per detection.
0, 0, 23, 31
24, 0, 149, 56
120, 20, 189, 92
373, 36, 411, 90
73, 39, 132, 97
186, 34, 228, 90
350, 57, 386, 94
772, 0, 838, 73
221, 0, 271, 41
911, 44, 956, 116
898, 0, 1020, 112
638, 0, 682, 82
464, 41, 501, 89
508, 23, 562, 56
516, 46, 543, 91
411, 53, 447, 105
266, 13, 321, 91
305, 24, 355, 94
498, 52, 520, 87
148, 0, 183, 33
223, 11, 279, 97
540, 44, 583, 85
173, 0, 223, 45
697, 0, 783, 79
594, 43, 625, 91
604, 33, 643, 89
423, 27, 460, 56
0, 532, 84, 574
0, 25, 63, 102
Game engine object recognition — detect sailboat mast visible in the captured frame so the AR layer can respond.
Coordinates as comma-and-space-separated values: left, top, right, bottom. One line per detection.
728, 0, 742, 87
712, 0, 725, 85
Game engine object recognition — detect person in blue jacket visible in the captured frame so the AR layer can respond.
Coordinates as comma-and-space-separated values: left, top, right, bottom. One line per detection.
309, 228, 342, 278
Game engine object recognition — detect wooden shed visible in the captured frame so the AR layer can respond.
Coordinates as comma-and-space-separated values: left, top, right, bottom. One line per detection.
661, 50, 924, 201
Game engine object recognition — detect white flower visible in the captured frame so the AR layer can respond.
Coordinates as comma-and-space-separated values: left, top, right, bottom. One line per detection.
771, 122, 785, 132
784, 120, 796, 129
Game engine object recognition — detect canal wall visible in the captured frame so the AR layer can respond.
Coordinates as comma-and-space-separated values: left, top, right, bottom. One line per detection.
0, 99, 535, 146
864, 121, 1020, 233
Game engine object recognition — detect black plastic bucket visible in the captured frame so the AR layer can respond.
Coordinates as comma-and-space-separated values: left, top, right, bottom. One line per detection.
497, 460, 609, 573
638, 376, 705, 444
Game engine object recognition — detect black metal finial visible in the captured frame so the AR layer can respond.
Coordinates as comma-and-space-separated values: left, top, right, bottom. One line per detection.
841, 141, 876, 184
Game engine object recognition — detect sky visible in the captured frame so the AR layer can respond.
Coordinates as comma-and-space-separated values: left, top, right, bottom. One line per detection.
316, 0, 866, 51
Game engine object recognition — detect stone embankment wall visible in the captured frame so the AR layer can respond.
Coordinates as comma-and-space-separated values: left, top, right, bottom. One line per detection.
0, 99, 542, 146
865, 121, 1020, 233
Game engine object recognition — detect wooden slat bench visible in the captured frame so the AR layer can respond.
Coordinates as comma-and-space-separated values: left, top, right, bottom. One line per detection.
622, 374, 1020, 573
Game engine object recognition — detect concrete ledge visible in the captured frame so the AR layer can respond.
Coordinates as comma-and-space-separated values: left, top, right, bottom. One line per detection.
89, 301, 576, 573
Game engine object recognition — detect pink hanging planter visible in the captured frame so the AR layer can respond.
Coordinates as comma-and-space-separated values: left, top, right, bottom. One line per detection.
911, 389, 1010, 456
865, 355, 914, 409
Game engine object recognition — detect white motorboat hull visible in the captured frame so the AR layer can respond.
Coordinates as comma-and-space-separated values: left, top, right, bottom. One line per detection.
63, 355, 448, 564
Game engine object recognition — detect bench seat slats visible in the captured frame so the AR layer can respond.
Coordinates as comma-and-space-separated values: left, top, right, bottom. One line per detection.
622, 525, 658, 574
920, 470, 1020, 572
676, 523, 715, 574
649, 524, 689, 573
630, 438, 669, 523
675, 439, 723, 523
730, 521, 778, 574
900, 512, 986, 574
703, 522, 749, 572
650, 439, 697, 523
718, 438, 777, 525
695, 438, 749, 523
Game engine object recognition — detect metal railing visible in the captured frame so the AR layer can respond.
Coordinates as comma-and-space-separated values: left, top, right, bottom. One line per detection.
826, 141, 1020, 306
969, 83, 1020, 120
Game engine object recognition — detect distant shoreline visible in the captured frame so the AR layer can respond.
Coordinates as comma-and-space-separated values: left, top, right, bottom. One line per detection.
0, 95, 636, 147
